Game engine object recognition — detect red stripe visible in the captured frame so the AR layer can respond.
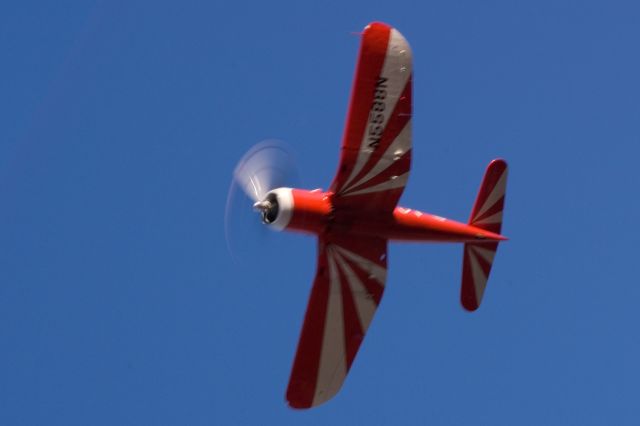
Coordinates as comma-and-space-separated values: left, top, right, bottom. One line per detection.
330, 23, 392, 193
460, 247, 479, 311
286, 243, 331, 409
478, 222, 501, 234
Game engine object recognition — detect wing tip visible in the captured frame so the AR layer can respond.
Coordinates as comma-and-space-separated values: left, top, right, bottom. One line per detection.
461, 295, 480, 312
488, 158, 508, 175
362, 22, 412, 53
286, 398, 311, 410
286, 383, 313, 410
364, 21, 392, 32
286, 387, 340, 410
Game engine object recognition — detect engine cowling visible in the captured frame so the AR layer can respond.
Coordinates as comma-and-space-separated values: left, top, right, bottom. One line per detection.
258, 188, 332, 234
257, 188, 294, 230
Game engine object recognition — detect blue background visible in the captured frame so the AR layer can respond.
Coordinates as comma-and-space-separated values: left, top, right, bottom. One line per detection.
2, 1, 639, 424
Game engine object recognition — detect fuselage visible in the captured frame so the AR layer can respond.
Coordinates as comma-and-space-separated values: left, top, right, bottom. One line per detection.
269, 188, 506, 243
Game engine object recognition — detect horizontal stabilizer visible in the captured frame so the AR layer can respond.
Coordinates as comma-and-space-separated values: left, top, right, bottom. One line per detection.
461, 159, 508, 311
461, 242, 498, 311
468, 159, 508, 234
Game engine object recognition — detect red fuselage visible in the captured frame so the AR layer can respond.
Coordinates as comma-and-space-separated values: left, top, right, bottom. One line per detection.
282, 189, 506, 243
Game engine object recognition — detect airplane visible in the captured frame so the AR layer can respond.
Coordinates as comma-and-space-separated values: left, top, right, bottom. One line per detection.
230, 21, 508, 409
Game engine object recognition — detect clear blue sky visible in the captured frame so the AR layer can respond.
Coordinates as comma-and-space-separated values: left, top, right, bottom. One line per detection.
2, 1, 639, 425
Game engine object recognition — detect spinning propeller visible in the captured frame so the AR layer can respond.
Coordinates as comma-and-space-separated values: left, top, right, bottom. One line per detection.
225, 140, 299, 260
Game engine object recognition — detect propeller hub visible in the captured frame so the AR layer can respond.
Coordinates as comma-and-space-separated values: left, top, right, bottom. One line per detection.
253, 193, 279, 224
253, 200, 272, 212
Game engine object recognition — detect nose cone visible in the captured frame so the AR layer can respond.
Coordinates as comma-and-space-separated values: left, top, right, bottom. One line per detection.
253, 200, 270, 212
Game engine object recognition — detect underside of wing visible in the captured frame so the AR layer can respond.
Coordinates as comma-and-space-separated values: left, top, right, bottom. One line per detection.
330, 22, 413, 213
286, 234, 388, 409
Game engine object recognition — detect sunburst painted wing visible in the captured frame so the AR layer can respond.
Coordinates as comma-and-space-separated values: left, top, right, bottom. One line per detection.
286, 234, 387, 409
330, 22, 413, 213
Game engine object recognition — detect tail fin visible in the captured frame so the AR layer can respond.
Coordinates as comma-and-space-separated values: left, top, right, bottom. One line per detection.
461, 159, 508, 311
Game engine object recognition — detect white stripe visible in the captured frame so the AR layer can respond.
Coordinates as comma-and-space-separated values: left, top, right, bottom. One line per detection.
344, 120, 412, 192
333, 250, 378, 333
343, 172, 409, 197
341, 29, 413, 191
474, 170, 507, 221
312, 249, 347, 406
473, 211, 503, 226
471, 245, 497, 264
468, 249, 488, 305
333, 245, 387, 286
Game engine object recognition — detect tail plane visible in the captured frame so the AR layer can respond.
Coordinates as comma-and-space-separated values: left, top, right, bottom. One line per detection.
461, 159, 508, 311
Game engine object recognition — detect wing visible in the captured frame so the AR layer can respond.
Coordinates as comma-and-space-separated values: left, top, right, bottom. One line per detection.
330, 22, 413, 213
286, 234, 388, 409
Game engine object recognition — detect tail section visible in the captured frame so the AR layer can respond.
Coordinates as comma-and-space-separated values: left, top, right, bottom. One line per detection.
468, 159, 508, 234
461, 159, 508, 311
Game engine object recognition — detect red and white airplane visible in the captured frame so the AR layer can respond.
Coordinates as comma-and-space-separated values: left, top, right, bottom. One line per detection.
232, 22, 508, 409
